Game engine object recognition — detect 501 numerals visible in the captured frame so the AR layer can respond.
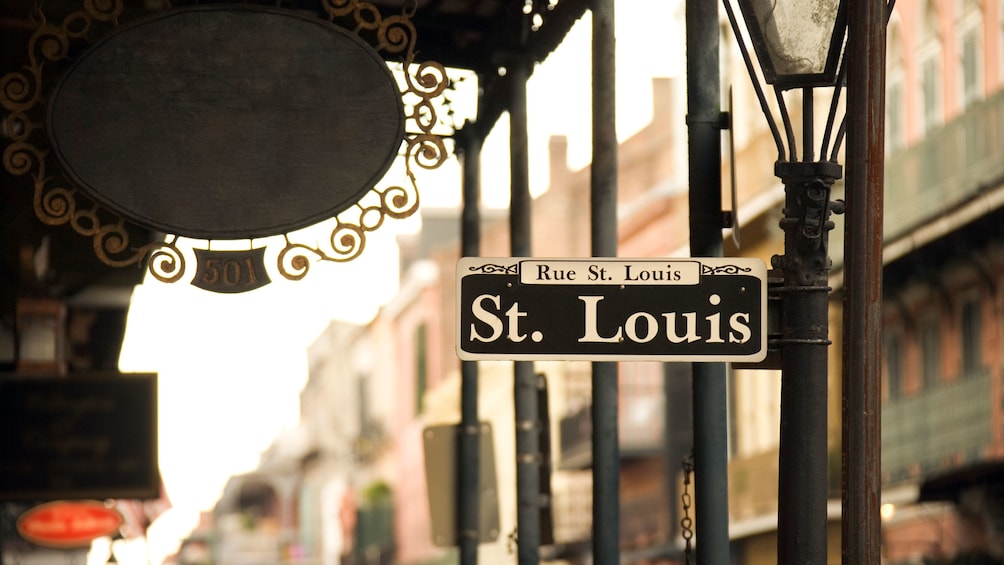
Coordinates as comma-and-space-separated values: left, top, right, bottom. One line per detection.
192, 248, 271, 293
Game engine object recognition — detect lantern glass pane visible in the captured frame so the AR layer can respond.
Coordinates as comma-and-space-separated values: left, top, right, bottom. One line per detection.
747, 0, 841, 77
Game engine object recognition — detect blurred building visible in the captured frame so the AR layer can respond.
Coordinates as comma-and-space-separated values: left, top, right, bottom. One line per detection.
721, 0, 1004, 563
185, 2, 1003, 565
363, 73, 696, 565
873, 1, 1004, 563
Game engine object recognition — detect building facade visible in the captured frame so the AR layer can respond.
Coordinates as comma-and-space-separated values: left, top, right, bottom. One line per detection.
877, 0, 1004, 563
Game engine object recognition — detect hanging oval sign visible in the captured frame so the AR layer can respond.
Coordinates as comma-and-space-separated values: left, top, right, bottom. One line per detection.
47, 6, 404, 240
17, 500, 124, 548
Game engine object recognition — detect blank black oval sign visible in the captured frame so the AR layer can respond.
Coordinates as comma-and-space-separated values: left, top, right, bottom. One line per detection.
48, 6, 404, 239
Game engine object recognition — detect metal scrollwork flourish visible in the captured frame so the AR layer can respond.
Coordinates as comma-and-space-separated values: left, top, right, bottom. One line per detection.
701, 264, 754, 275
2, 0, 448, 292
273, 0, 447, 281
322, 0, 449, 175
468, 264, 520, 275
1, 0, 183, 279
277, 174, 421, 280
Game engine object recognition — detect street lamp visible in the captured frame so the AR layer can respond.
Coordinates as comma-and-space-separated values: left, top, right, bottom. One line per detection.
737, 0, 847, 87
724, 0, 848, 563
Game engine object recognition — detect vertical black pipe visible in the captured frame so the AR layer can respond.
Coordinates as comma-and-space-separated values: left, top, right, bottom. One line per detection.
774, 161, 841, 565
458, 125, 483, 565
461, 126, 483, 259
776, 293, 829, 565
685, 1, 730, 563
775, 168, 836, 565
509, 57, 541, 565
842, 0, 885, 562
590, 2, 619, 565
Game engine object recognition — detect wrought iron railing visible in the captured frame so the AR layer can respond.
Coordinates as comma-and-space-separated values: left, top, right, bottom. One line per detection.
884, 89, 1004, 240
728, 448, 779, 522
549, 471, 593, 545
558, 387, 665, 469
727, 446, 842, 522
558, 406, 593, 470
881, 370, 994, 485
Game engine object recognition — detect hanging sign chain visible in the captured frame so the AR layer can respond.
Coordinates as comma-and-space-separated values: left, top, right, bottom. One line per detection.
681, 452, 696, 565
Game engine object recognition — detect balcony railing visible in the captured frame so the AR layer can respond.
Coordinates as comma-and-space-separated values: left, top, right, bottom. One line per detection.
549, 471, 592, 545
882, 370, 994, 485
728, 448, 779, 523
884, 89, 1004, 240
559, 406, 593, 469
728, 446, 842, 524
558, 393, 665, 470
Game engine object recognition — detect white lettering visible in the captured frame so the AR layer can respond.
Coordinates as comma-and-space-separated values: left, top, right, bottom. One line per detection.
729, 312, 752, 343
663, 312, 700, 343
470, 294, 503, 342
578, 296, 623, 343
505, 303, 529, 342
705, 311, 725, 343
625, 312, 658, 343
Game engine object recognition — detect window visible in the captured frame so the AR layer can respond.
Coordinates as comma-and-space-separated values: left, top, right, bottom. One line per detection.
886, 23, 906, 152
921, 57, 942, 131
1000, 0, 1004, 86
919, 1, 944, 134
957, 0, 984, 108
884, 331, 904, 398
921, 317, 941, 388
357, 374, 369, 426
415, 323, 428, 414
961, 297, 983, 375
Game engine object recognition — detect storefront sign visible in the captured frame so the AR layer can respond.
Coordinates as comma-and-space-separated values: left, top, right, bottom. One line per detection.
17, 501, 123, 548
48, 6, 403, 239
0, 373, 158, 501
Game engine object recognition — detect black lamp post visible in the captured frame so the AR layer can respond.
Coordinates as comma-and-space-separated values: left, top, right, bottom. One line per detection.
724, 1, 849, 563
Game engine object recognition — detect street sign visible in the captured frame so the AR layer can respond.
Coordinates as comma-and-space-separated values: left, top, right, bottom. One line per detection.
457, 257, 767, 362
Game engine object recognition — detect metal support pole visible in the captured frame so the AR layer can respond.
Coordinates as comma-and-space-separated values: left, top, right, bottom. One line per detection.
458, 125, 483, 565
509, 57, 541, 565
685, 0, 730, 562
590, 1, 619, 564
461, 126, 483, 259
775, 160, 841, 565
842, 0, 886, 561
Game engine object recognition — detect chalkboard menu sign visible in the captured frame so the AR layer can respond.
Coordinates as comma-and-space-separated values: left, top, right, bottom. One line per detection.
0, 373, 157, 501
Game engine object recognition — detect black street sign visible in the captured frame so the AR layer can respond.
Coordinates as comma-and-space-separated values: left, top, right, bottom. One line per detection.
457, 257, 767, 362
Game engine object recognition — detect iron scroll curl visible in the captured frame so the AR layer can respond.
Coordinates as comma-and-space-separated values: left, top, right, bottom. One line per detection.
0, 0, 451, 292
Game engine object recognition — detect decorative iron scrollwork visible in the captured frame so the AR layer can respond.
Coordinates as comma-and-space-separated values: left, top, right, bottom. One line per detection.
0, 0, 449, 293
2, 0, 185, 282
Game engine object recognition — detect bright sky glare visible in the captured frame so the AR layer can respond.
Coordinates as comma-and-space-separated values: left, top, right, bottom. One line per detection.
114, 3, 682, 563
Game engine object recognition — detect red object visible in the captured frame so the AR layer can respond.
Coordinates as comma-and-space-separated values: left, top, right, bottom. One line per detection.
16, 500, 123, 548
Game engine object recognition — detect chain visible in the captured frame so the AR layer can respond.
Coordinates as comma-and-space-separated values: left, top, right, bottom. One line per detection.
681, 452, 695, 565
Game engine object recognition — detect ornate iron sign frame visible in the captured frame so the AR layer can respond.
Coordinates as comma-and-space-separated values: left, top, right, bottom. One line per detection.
1, 0, 450, 292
